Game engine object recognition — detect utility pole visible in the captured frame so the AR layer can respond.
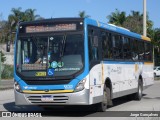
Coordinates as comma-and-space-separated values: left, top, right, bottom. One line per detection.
143, 0, 147, 36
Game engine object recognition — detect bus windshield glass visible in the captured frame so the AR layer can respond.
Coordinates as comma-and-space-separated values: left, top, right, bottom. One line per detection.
16, 34, 84, 77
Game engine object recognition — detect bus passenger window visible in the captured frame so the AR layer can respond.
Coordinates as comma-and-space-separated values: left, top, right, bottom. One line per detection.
102, 33, 107, 58
123, 37, 131, 60
138, 41, 145, 60
132, 40, 138, 61
112, 35, 123, 59
88, 36, 99, 61
145, 42, 152, 61
107, 33, 113, 59
102, 32, 112, 59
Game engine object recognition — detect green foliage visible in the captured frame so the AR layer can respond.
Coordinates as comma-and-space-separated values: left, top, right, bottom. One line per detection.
79, 11, 90, 18
0, 51, 6, 63
107, 9, 153, 35
122, 11, 143, 34
1, 64, 14, 79
8, 7, 43, 32
148, 28, 160, 45
107, 9, 126, 26
0, 7, 44, 43
148, 28, 160, 66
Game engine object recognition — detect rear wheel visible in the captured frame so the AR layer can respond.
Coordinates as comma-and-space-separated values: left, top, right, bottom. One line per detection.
154, 73, 156, 77
134, 80, 143, 100
97, 85, 110, 112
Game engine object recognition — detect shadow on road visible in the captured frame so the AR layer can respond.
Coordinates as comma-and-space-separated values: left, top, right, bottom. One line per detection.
3, 102, 43, 112
3, 102, 97, 117
109, 94, 145, 108
143, 97, 160, 100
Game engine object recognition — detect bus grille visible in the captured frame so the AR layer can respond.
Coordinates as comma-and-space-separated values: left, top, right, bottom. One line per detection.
24, 79, 71, 85
27, 96, 69, 104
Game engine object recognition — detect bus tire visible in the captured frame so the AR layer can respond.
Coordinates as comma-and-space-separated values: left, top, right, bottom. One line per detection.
97, 85, 110, 112
134, 80, 143, 101
154, 73, 156, 77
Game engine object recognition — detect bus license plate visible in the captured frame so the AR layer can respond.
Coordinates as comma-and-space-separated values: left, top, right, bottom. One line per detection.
41, 96, 53, 102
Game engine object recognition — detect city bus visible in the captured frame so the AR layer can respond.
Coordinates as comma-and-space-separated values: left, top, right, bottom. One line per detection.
14, 18, 154, 112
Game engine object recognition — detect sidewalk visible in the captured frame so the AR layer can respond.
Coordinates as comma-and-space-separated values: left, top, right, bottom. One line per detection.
0, 79, 14, 90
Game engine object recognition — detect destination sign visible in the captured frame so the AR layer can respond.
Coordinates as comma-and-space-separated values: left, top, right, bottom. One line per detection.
26, 23, 77, 33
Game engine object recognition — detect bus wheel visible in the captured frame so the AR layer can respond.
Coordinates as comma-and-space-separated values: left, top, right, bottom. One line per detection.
97, 85, 110, 112
134, 80, 143, 101
154, 73, 156, 77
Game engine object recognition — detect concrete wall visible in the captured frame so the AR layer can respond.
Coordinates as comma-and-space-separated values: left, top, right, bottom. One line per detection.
0, 44, 14, 65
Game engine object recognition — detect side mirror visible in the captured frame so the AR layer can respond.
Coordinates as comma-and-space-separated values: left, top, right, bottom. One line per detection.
6, 41, 10, 52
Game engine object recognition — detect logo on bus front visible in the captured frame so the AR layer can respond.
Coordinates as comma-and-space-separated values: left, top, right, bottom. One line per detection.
51, 61, 58, 68
35, 72, 46, 76
64, 85, 73, 89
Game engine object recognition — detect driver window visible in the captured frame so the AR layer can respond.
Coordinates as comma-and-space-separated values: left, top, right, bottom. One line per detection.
88, 33, 99, 61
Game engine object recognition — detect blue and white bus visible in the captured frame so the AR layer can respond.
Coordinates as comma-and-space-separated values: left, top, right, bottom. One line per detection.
14, 18, 154, 112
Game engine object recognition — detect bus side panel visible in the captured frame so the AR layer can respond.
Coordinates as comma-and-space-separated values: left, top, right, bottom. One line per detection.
102, 61, 154, 99
89, 64, 103, 104
103, 63, 120, 93
142, 62, 154, 87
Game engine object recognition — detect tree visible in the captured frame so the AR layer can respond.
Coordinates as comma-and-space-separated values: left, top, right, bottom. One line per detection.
148, 28, 160, 66
0, 51, 6, 63
0, 21, 8, 43
8, 7, 24, 31
148, 28, 160, 50
25, 9, 43, 21
122, 11, 143, 34
107, 9, 126, 26
107, 10, 154, 35
0, 14, 9, 43
8, 8, 43, 32
6, 8, 44, 43
78, 11, 90, 18
122, 11, 154, 35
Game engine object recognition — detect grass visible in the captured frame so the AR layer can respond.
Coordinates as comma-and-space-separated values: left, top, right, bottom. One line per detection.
1, 64, 14, 79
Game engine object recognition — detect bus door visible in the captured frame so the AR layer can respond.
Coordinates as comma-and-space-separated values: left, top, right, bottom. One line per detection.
88, 32, 103, 102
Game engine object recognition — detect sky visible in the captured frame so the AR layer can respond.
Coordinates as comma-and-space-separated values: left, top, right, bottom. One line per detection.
0, 0, 159, 28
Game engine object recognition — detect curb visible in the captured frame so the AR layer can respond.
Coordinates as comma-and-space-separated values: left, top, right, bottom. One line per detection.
0, 79, 14, 90
0, 86, 13, 90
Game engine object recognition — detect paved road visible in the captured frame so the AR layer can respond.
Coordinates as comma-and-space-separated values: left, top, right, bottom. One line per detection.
0, 81, 160, 120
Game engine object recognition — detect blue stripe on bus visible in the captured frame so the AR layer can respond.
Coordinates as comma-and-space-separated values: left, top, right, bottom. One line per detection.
14, 73, 84, 91
102, 61, 144, 65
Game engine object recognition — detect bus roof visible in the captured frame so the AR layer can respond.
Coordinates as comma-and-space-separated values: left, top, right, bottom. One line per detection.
19, 18, 84, 25
19, 17, 151, 41
84, 18, 151, 42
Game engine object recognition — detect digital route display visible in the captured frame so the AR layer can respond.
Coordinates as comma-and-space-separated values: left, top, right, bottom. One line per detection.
26, 23, 77, 33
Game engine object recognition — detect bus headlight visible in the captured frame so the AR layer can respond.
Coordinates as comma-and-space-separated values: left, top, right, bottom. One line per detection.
75, 79, 86, 92
14, 82, 22, 93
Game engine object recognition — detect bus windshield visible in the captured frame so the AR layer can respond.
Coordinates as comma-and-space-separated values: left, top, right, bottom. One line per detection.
16, 34, 84, 77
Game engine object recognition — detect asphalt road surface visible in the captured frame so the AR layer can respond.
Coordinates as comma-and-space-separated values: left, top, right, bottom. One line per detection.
0, 81, 160, 120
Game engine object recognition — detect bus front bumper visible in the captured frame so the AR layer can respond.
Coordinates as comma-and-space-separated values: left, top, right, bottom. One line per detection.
14, 89, 90, 105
